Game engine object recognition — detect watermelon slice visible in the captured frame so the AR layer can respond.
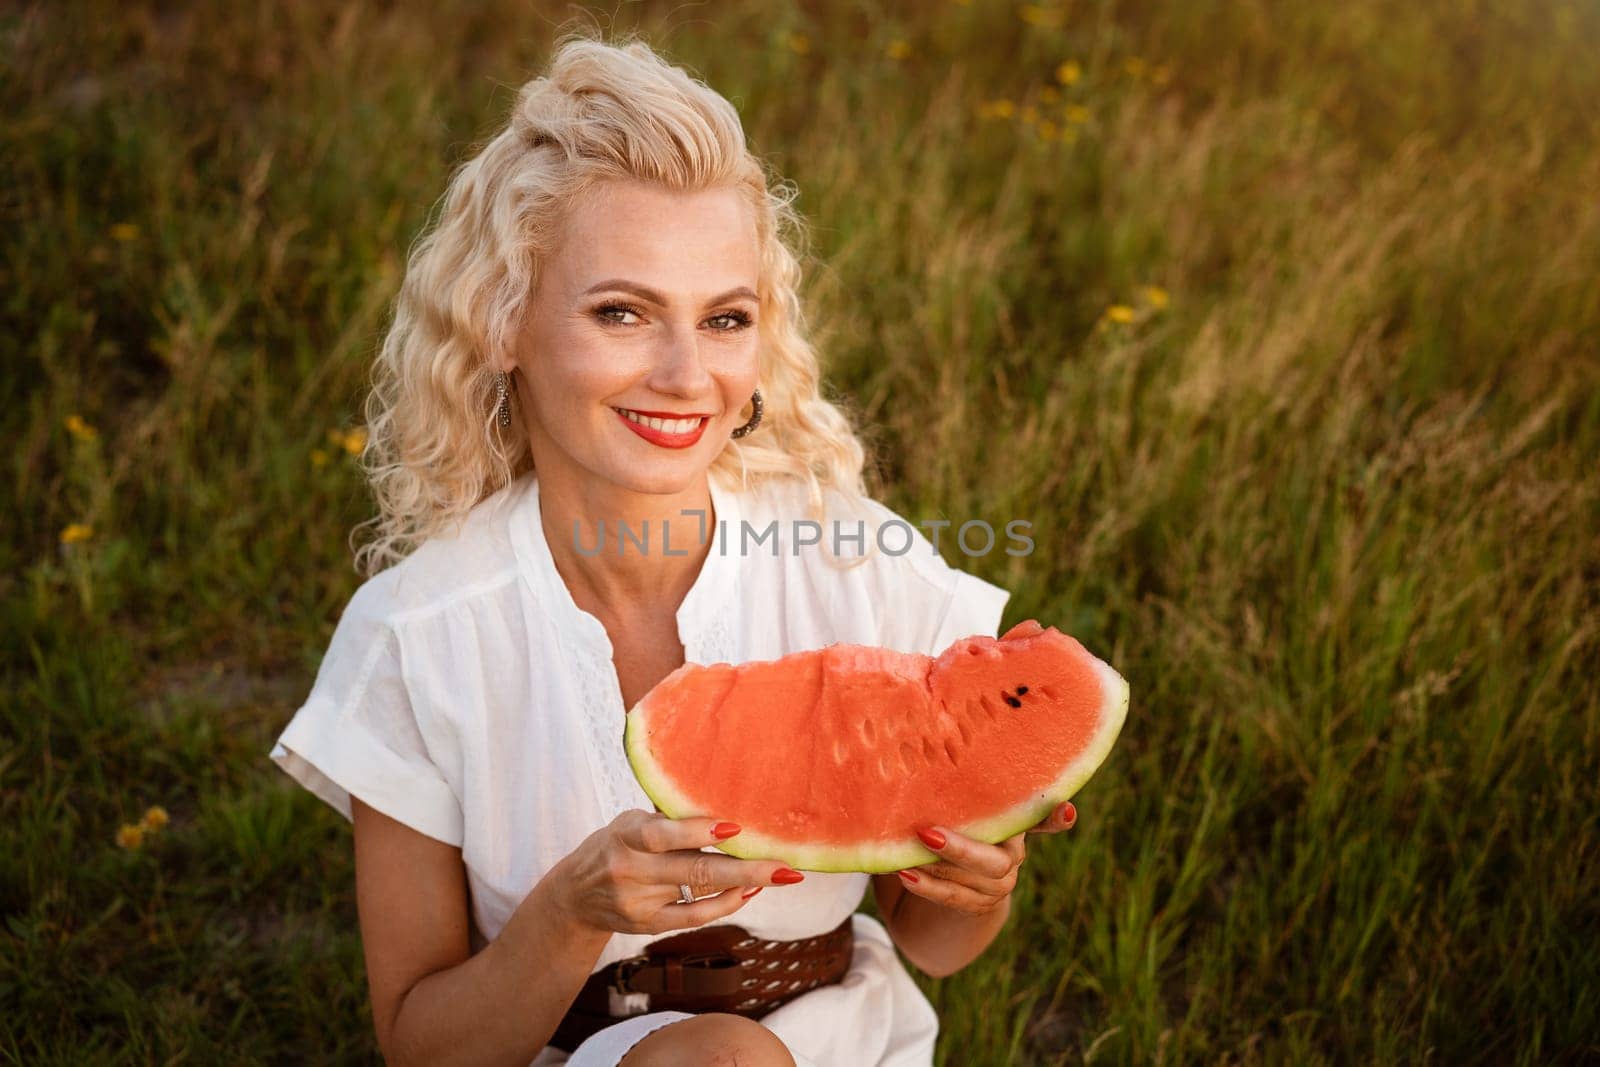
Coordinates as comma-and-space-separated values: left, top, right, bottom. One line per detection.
624, 620, 1129, 873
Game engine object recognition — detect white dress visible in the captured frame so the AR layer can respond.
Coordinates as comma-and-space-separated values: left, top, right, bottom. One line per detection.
269, 470, 1011, 1066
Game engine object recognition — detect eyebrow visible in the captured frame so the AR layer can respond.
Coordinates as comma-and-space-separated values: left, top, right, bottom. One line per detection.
582, 279, 759, 307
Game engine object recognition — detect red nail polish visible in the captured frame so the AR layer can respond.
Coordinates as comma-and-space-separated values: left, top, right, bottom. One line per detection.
712, 822, 742, 840
1062, 803, 1077, 829
741, 886, 763, 900
897, 869, 919, 884
916, 827, 946, 850
771, 867, 805, 885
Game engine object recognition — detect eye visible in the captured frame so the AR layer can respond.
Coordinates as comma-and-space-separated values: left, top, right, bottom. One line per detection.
595, 302, 643, 326
708, 310, 755, 332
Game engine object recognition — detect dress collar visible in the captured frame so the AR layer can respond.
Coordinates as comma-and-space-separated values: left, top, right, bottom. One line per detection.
508, 471, 743, 655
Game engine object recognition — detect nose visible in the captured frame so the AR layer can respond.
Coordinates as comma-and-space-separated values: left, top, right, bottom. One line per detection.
647, 322, 716, 401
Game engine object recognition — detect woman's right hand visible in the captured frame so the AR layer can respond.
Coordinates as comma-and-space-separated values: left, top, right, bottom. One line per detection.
553, 808, 805, 936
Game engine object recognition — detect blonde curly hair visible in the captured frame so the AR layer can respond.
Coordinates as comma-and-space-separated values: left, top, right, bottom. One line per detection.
350, 31, 875, 576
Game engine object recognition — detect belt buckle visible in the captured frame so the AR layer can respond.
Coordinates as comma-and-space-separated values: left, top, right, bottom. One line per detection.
610, 954, 650, 997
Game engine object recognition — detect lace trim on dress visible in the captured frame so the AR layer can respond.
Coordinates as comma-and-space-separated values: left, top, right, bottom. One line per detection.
509, 471, 747, 824
574, 633, 634, 823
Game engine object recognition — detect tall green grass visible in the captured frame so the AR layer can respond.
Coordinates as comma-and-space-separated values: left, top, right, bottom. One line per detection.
4, 1, 1597, 1062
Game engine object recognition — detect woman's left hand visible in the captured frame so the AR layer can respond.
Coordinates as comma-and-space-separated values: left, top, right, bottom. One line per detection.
895, 801, 1078, 916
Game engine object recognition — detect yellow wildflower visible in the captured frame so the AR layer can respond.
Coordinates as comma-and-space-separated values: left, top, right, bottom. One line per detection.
1055, 60, 1081, 86
109, 222, 140, 242
1150, 63, 1173, 87
1038, 86, 1061, 104
65, 414, 98, 441
1063, 104, 1090, 125
1141, 285, 1171, 309
787, 33, 811, 55
1103, 304, 1137, 324
886, 39, 911, 60
60, 523, 94, 544
1038, 120, 1061, 141
141, 806, 170, 832
977, 99, 1017, 120
1123, 57, 1147, 78
327, 426, 367, 454
116, 824, 145, 850
1020, 103, 1040, 125
310, 448, 330, 469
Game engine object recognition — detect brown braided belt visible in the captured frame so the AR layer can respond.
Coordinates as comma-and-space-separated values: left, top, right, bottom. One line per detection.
548, 915, 854, 1053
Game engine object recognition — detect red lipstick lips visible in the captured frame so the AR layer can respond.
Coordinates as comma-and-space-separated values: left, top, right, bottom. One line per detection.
614, 407, 709, 449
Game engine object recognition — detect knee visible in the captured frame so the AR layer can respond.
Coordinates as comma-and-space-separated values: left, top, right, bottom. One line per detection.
618, 1012, 797, 1067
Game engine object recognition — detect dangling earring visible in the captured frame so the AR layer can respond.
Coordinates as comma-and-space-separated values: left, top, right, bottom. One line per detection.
731, 388, 763, 439
494, 371, 512, 429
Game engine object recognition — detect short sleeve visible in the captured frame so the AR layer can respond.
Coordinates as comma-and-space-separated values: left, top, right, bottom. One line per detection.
269, 580, 465, 847
854, 496, 1013, 656
925, 566, 1011, 649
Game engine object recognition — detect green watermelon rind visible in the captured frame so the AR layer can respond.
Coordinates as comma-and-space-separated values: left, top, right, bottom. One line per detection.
624, 655, 1130, 874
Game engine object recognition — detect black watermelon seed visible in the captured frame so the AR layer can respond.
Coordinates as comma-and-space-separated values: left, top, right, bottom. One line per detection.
1002, 693, 1023, 708
1016, 685, 1029, 695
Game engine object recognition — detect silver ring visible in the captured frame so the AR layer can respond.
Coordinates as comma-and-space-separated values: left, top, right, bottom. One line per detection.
678, 883, 696, 905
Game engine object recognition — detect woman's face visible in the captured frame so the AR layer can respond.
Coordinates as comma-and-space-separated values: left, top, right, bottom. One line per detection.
508, 178, 762, 499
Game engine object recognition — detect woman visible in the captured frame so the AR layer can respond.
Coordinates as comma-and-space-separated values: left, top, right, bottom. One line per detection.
270, 33, 1077, 1066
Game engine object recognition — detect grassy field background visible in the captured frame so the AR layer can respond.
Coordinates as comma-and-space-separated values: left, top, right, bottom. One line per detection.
5, 1, 1599, 1062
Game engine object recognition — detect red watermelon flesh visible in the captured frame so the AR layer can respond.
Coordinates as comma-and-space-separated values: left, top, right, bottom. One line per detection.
624, 619, 1129, 873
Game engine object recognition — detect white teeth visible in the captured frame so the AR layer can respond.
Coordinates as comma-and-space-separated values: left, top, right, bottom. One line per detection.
621, 409, 701, 435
